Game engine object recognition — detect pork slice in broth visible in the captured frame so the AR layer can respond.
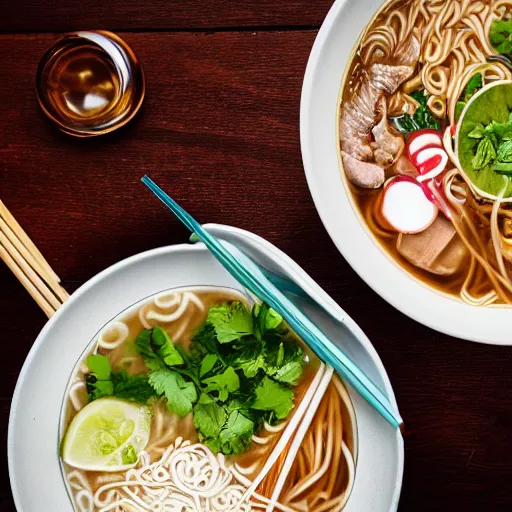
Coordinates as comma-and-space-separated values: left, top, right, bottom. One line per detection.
372, 98, 405, 168
397, 216, 468, 276
341, 151, 385, 189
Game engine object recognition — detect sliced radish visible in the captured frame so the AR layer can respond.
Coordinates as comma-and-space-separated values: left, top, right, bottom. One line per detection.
406, 129, 443, 161
423, 179, 452, 219
382, 176, 438, 234
415, 147, 448, 182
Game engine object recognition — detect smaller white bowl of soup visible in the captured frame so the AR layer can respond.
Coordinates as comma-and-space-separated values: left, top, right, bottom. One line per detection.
59, 285, 357, 512
9, 228, 402, 512
301, 0, 512, 343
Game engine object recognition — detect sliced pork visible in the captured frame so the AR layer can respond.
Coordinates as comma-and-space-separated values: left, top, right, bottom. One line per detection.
396, 216, 468, 276
371, 98, 405, 168
341, 151, 385, 189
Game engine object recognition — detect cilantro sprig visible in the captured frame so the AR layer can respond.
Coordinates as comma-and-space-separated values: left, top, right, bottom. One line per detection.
85, 301, 305, 456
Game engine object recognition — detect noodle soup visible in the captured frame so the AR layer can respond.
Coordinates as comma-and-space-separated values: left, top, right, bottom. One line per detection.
60, 286, 356, 512
339, 0, 512, 306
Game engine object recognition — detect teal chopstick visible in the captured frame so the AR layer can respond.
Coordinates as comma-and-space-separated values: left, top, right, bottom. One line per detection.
141, 175, 403, 430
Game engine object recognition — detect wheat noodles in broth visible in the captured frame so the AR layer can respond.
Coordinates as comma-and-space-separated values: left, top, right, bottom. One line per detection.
340, 0, 512, 307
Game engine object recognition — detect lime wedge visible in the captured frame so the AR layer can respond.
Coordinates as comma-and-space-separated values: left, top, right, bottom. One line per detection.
62, 398, 151, 472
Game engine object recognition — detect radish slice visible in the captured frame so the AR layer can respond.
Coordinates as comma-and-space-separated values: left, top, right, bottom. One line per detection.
382, 177, 438, 234
415, 147, 448, 182
406, 129, 443, 161
423, 179, 453, 219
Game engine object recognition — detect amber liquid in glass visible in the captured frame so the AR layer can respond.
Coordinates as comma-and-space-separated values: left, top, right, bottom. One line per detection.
45, 42, 120, 122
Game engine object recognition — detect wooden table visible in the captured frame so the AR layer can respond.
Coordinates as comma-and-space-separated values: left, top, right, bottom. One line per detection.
2, 1, 512, 510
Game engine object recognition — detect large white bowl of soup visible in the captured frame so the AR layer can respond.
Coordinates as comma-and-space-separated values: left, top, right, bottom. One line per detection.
8, 224, 403, 512
301, 0, 512, 344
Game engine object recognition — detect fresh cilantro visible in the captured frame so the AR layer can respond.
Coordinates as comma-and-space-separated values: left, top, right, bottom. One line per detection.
202, 366, 240, 401
86, 300, 305, 457
200, 354, 219, 378
152, 326, 184, 366
253, 303, 283, 340
87, 354, 111, 380
111, 372, 155, 403
273, 361, 303, 386
135, 329, 166, 370
136, 327, 184, 370
219, 410, 255, 455
85, 354, 155, 404
86, 354, 114, 400
206, 302, 254, 343
193, 395, 227, 440
251, 377, 295, 420
391, 89, 440, 134
148, 369, 197, 416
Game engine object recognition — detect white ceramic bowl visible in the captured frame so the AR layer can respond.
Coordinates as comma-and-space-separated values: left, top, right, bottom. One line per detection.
300, 0, 511, 345
9, 224, 403, 512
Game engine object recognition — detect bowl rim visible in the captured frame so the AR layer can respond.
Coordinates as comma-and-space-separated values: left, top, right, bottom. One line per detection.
300, 0, 512, 345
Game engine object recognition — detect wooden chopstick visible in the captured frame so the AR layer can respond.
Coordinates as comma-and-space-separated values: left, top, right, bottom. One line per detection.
0, 243, 56, 318
0, 200, 61, 284
0, 217, 69, 302
0, 231, 62, 311
0, 200, 69, 317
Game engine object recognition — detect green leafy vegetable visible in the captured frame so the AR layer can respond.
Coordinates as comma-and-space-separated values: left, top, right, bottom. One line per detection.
253, 303, 283, 340
273, 361, 304, 386
455, 74, 483, 121
148, 369, 198, 416
151, 326, 184, 367
206, 302, 254, 343
468, 123, 485, 139
85, 354, 155, 403
110, 372, 155, 403
200, 354, 219, 378
136, 327, 183, 370
472, 136, 497, 170
234, 345, 266, 378
86, 300, 304, 457
494, 162, 512, 174
490, 18, 512, 56
87, 354, 111, 380
391, 90, 440, 134
193, 395, 227, 440
135, 329, 166, 371
457, 82, 512, 197
497, 140, 512, 163
251, 377, 295, 420
202, 366, 240, 402
218, 410, 255, 455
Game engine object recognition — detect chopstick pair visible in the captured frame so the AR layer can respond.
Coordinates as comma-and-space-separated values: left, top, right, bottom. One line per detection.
0, 200, 69, 317
142, 175, 403, 430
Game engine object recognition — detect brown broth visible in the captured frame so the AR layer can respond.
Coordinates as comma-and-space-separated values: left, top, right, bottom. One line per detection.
353, 189, 469, 299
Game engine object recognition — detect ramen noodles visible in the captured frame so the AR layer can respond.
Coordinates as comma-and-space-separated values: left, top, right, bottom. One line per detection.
339, 0, 512, 306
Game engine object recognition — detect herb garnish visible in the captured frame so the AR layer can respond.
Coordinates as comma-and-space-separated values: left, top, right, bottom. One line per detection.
490, 18, 512, 57
390, 89, 440, 134
85, 301, 305, 456
467, 112, 512, 175
86, 354, 154, 403
455, 74, 482, 121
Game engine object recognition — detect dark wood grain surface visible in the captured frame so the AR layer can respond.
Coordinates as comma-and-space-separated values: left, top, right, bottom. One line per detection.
2, 3, 512, 512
